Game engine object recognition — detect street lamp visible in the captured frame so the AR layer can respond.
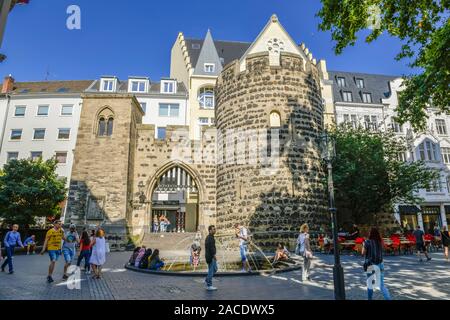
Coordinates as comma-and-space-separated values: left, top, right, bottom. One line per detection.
320, 129, 346, 300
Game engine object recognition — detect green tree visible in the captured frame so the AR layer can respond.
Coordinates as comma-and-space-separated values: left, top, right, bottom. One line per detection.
317, 0, 449, 130
0, 158, 67, 227
330, 125, 439, 225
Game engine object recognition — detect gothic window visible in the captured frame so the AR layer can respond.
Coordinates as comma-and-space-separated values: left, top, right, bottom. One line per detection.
97, 107, 114, 137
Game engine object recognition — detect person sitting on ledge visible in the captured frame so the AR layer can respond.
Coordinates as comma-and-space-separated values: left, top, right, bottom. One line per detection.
23, 235, 37, 255
129, 247, 141, 266
273, 242, 290, 263
134, 247, 146, 267
149, 249, 165, 271
139, 248, 153, 269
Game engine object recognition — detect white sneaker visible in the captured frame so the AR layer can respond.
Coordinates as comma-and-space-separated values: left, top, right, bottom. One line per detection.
206, 286, 218, 291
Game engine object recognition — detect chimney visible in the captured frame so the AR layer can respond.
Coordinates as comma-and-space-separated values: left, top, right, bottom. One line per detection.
2, 74, 14, 93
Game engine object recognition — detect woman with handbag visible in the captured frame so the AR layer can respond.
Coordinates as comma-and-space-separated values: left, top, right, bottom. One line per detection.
297, 224, 313, 282
361, 227, 391, 300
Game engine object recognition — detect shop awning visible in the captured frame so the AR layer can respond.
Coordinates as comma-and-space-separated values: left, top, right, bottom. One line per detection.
399, 205, 420, 214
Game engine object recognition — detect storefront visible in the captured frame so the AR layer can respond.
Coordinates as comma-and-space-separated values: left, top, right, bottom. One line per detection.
399, 205, 420, 232
421, 206, 442, 234
446, 206, 450, 227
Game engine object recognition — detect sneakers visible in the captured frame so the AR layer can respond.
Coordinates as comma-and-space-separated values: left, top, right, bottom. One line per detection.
206, 286, 218, 291
62, 274, 69, 280
427, 257, 432, 261
8, 271, 14, 275
47, 276, 54, 283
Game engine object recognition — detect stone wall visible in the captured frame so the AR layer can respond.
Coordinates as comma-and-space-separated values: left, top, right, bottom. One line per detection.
215, 52, 329, 249
66, 94, 143, 237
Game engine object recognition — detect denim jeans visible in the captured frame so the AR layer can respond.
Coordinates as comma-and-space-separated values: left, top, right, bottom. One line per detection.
205, 259, 218, 287
77, 250, 91, 271
366, 263, 391, 300
1, 246, 15, 272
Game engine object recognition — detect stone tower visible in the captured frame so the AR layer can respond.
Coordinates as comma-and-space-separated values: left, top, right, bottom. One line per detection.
215, 15, 328, 248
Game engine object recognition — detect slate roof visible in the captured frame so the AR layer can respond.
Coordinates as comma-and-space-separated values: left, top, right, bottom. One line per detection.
8, 80, 94, 95
185, 38, 251, 68
328, 71, 400, 105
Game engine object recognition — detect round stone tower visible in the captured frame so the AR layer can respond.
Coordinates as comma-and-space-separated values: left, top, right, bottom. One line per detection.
215, 48, 328, 249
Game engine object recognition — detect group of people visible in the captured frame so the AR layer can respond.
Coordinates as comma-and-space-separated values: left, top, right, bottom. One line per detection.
129, 246, 165, 270
0, 221, 108, 283
152, 215, 171, 233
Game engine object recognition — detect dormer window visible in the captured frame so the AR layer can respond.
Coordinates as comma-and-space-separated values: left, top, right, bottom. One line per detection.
362, 92, 372, 103
337, 77, 346, 87
204, 63, 215, 73
128, 79, 148, 93
100, 78, 116, 92
356, 78, 364, 88
161, 80, 176, 94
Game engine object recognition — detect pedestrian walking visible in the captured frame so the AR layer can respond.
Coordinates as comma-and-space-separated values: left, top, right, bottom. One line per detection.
90, 229, 106, 279
23, 235, 37, 255
40, 220, 64, 283
205, 225, 218, 291
297, 224, 313, 281
362, 227, 391, 300
234, 223, 251, 272
76, 231, 92, 274
441, 226, 449, 262
1, 224, 24, 274
62, 224, 80, 280
413, 226, 432, 262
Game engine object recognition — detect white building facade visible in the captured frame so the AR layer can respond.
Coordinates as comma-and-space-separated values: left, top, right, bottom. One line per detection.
330, 71, 450, 232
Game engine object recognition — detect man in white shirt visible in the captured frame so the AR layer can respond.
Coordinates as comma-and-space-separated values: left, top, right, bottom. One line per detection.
234, 223, 251, 272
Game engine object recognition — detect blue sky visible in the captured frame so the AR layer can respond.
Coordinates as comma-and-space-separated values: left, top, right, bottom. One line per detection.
1, 0, 414, 82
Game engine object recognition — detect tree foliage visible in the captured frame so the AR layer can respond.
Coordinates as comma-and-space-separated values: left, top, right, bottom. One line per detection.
0, 158, 67, 227
317, 0, 449, 130
330, 125, 439, 225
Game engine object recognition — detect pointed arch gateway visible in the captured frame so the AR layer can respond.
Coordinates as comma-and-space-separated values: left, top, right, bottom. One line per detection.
145, 161, 204, 233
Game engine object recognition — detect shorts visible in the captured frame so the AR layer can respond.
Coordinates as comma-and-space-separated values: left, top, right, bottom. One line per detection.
416, 243, 426, 252
62, 248, 75, 263
48, 250, 61, 262
239, 244, 248, 262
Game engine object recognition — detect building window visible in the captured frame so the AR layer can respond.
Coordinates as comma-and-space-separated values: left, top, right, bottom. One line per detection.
356, 78, 364, 88
55, 152, 68, 164
30, 151, 42, 161
363, 115, 377, 130
157, 127, 166, 140
442, 147, 450, 164
161, 81, 176, 94
342, 91, 353, 102
436, 119, 447, 135
101, 79, 115, 92
199, 117, 209, 125
397, 152, 407, 162
350, 115, 358, 128
37, 105, 49, 116
210, 118, 215, 125
391, 117, 403, 133
426, 177, 443, 193
61, 105, 73, 116
140, 103, 147, 114
14, 106, 26, 117
343, 114, 350, 123
97, 107, 114, 137
204, 63, 215, 73
58, 128, 71, 140
33, 129, 46, 140
198, 87, 215, 108
7, 152, 19, 162
129, 80, 147, 93
270, 111, 281, 128
159, 104, 180, 117
10, 129, 22, 140
337, 77, 346, 87
418, 140, 439, 162
362, 93, 372, 103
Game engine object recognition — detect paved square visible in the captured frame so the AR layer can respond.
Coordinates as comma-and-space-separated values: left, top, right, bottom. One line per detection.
0, 252, 448, 300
